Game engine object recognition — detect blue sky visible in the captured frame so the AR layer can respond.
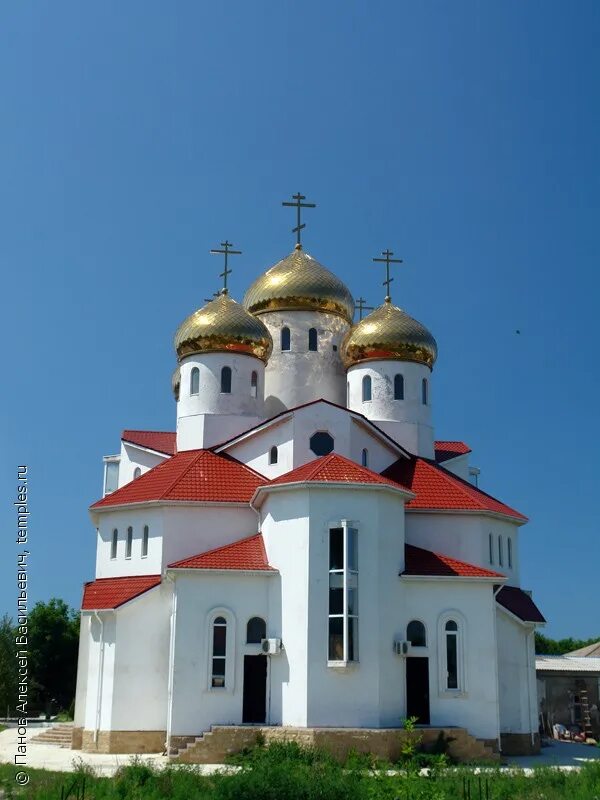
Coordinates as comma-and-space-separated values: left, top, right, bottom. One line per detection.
1, 1, 598, 638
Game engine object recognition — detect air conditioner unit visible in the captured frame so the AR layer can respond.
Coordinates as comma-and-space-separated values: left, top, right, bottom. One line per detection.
393, 640, 410, 656
261, 638, 282, 655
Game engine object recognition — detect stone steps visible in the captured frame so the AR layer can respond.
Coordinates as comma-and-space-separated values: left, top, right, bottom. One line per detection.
31, 724, 74, 748
171, 725, 500, 765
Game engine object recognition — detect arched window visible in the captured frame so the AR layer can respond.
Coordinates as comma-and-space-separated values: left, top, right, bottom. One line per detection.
362, 375, 372, 402
269, 446, 278, 465
308, 327, 318, 351
407, 620, 426, 647
133, 467, 141, 480
111, 529, 118, 560
498, 535, 504, 567
250, 371, 258, 398
126, 526, 133, 559
211, 616, 227, 688
190, 367, 200, 395
361, 448, 368, 467
281, 327, 291, 351
507, 537, 513, 569
394, 374, 404, 400
246, 617, 266, 644
142, 525, 149, 558
488, 533, 494, 564
221, 366, 232, 394
422, 378, 429, 405
445, 620, 459, 689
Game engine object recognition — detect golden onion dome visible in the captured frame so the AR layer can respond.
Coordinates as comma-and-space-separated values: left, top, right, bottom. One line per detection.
341, 299, 438, 369
174, 292, 273, 363
243, 245, 355, 323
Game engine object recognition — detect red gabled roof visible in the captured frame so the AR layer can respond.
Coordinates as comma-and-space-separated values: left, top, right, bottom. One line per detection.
169, 533, 275, 572
383, 457, 527, 522
403, 544, 504, 578
82, 575, 161, 610
434, 440, 471, 463
267, 453, 412, 493
91, 450, 264, 509
122, 430, 176, 455
496, 586, 545, 623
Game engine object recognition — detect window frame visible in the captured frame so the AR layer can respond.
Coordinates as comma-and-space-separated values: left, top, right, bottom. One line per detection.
125, 526, 133, 559
220, 366, 232, 394
190, 366, 200, 396
328, 521, 359, 667
437, 611, 467, 695
110, 529, 118, 560
205, 607, 236, 693
394, 373, 404, 400
142, 525, 149, 558
362, 375, 372, 402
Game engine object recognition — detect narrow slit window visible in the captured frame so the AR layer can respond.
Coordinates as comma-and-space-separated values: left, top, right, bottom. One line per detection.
507, 537, 513, 569
361, 448, 368, 468
362, 375, 372, 402
489, 533, 494, 565
394, 374, 404, 400
111, 529, 118, 560
308, 327, 318, 351
211, 616, 227, 688
221, 366, 232, 394
250, 371, 258, 398
190, 367, 200, 395
126, 526, 133, 559
281, 327, 291, 351
498, 535, 504, 567
445, 620, 458, 689
269, 446, 278, 465
422, 378, 429, 405
142, 525, 149, 558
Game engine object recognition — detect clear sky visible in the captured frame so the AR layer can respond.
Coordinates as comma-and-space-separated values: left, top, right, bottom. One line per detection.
1, 1, 598, 638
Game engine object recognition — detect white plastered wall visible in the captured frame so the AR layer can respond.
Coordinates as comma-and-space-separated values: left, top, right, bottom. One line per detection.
405, 512, 521, 587
347, 360, 434, 458
118, 443, 168, 488
260, 310, 350, 415
496, 608, 538, 736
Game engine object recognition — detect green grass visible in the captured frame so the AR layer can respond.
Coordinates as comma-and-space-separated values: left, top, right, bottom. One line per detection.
1, 745, 600, 800
0, 724, 7, 734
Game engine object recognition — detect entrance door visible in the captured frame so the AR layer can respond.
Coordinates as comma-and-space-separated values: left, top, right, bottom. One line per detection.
242, 655, 267, 723
406, 657, 430, 724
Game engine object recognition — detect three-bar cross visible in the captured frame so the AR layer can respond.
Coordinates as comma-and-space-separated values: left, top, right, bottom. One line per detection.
355, 297, 374, 321
372, 249, 403, 302
282, 192, 316, 248
210, 240, 242, 294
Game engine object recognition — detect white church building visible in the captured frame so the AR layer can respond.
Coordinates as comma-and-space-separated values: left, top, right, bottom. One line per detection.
73, 216, 545, 759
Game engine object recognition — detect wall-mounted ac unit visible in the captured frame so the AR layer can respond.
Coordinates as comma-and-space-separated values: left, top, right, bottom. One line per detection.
394, 640, 410, 656
261, 638, 282, 655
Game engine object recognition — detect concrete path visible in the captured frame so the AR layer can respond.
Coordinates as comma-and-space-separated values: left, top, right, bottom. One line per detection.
504, 739, 600, 770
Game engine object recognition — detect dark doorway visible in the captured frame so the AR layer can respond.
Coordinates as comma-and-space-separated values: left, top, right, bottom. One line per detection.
406, 657, 430, 724
242, 655, 267, 723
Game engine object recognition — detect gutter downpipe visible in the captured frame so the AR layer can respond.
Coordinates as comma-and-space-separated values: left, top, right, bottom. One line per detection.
93, 611, 105, 746
526, 626, 536, 747
165, 572, 178, 756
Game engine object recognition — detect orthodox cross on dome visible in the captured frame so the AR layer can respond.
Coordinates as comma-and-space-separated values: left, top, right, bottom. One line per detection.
282, 192, 316, 249
210, 240, 242, 295
355, 297, 374, 321
372, 248, 403, 302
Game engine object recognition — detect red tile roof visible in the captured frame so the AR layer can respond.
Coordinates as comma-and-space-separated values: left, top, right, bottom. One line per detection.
122, 430, 176, 455
91, 450, 264, 509
82, 575, 161, 610
383, 457, 527, 522
403, 544, 504, 578
434, 440, 471, 463
267, 453, 412, 493
496, 586, 545, 623
169, 533, 274, 571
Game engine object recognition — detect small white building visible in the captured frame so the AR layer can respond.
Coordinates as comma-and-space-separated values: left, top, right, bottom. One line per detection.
74, 240, 545, 758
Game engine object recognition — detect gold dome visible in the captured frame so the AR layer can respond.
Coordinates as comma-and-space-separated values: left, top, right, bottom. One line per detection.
341, 299, 438, 369
243, 246, 355, 323
174, 292, 273, 363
